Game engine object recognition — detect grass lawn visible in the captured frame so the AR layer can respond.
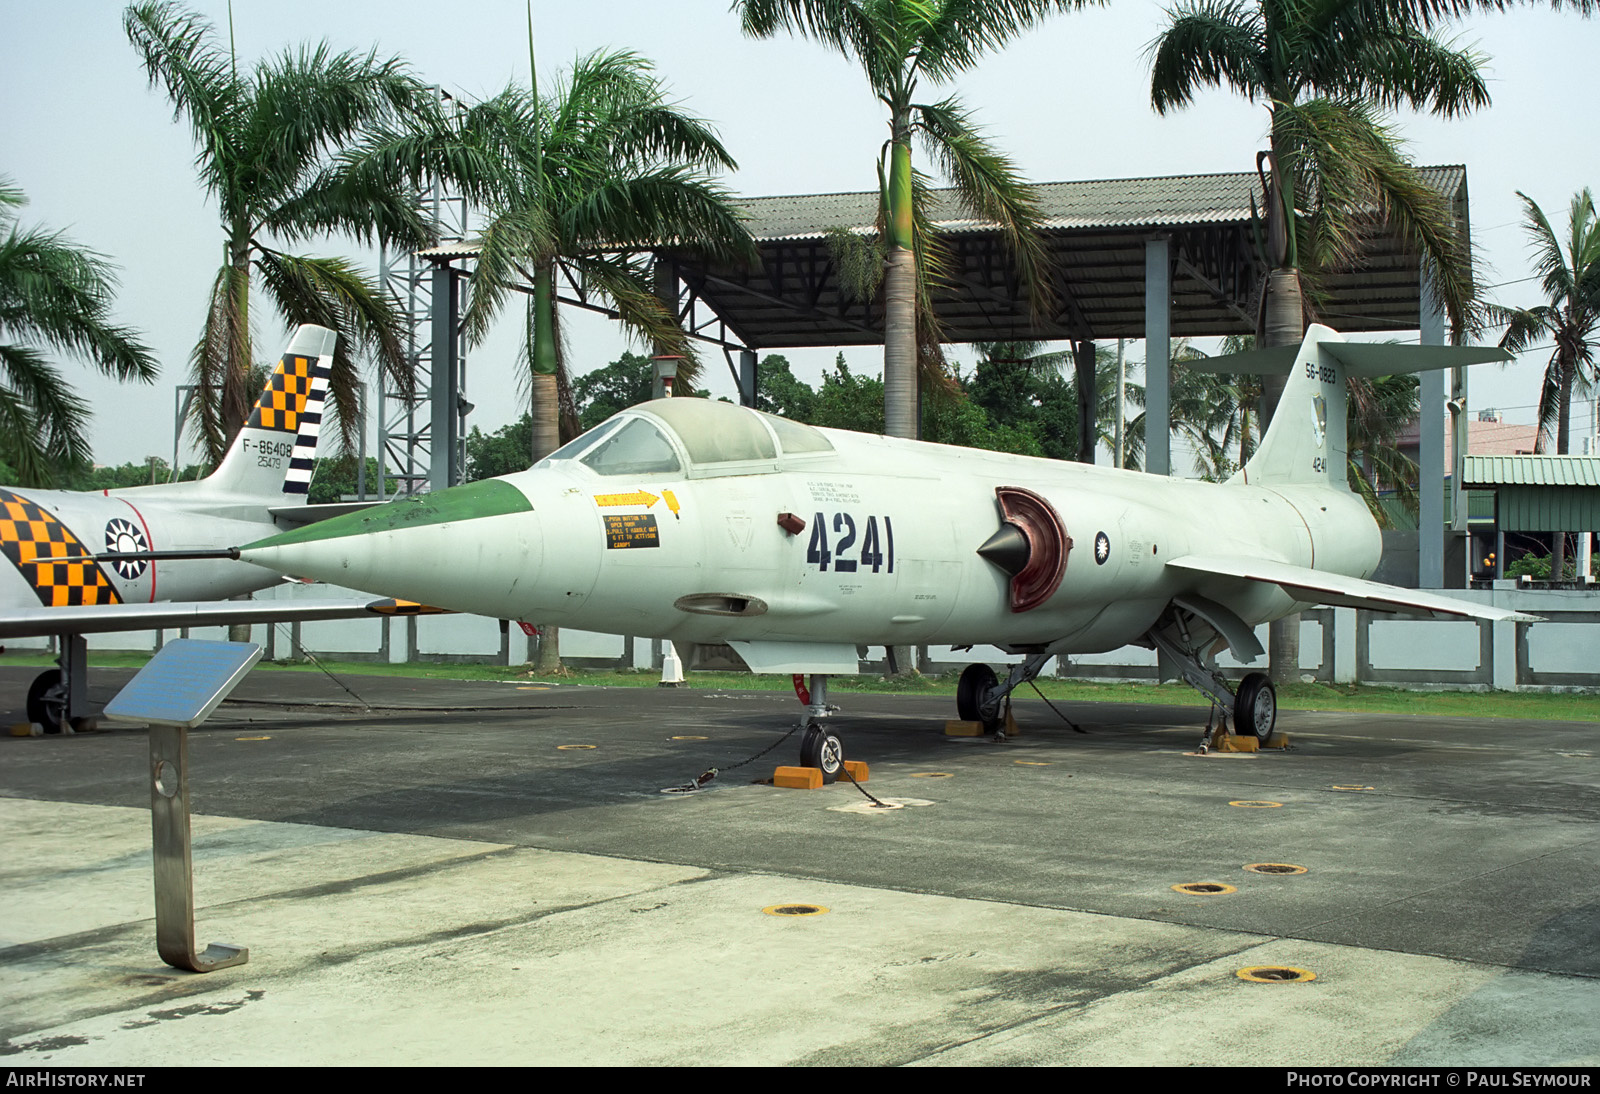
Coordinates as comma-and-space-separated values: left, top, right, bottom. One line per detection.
5, 650, 1596, 722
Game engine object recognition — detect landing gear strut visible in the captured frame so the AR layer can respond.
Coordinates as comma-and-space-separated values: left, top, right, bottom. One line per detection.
25, 634, 90, 733
1145, 611, 1278, 747
955, 652, 1055, 737
793, 673, 844, 783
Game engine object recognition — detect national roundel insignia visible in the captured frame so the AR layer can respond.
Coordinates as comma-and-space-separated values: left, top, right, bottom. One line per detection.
104, 519, 148, 579
1094, 531, 1110, 566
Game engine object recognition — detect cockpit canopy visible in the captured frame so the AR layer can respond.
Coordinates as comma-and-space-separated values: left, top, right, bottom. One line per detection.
538, 398, 834, 479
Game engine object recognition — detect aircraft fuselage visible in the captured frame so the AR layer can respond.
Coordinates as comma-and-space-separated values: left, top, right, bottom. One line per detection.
243, 417, 1381, 657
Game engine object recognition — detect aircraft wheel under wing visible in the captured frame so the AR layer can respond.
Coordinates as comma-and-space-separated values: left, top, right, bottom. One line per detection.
956, 663, 999, 729
1234, 672, 1277, 743
800, 725, 844, 784
26, 669, 67, 734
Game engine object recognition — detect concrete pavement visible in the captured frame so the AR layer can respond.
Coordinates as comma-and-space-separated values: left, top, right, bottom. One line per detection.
2, 666, 1596, 1066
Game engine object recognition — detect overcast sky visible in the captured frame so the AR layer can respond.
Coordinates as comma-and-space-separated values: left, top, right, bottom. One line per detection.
2, 0, 1596, 469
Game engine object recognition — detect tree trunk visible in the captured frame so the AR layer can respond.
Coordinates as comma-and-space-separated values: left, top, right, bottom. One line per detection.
528, 266, 562, 670
1258, 269, 1303, 432
1552, 360, 1574, 580
222, 241, 254, 452
1262, 268, 1304, 685
883, 133, 917, 441
883, 245, 917, 440
882, 144, 917, 668
533, 625, 562, 674
529, 373, 560, 465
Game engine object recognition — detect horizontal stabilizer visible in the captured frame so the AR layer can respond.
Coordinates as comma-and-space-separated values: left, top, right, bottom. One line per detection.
0, 597, 442, 639
1166, 555, 1541, 623
1189, 340, 1510, 376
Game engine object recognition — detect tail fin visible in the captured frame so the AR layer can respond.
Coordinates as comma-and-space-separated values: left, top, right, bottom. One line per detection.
1189, 324, 1510, 488
205, 326, 337, 502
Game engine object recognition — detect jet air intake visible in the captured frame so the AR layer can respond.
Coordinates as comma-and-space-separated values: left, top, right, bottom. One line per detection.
978, 487, 1071, 613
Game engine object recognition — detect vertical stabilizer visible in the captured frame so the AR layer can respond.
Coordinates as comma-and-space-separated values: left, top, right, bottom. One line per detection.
203, 326, 337, 503
1234, 324, 1348, 489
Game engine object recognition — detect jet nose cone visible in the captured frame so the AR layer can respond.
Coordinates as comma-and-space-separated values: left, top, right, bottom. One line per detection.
240, 478, 537, 604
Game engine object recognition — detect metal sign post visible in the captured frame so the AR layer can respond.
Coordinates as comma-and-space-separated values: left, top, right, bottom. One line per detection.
104, 639, 264, 972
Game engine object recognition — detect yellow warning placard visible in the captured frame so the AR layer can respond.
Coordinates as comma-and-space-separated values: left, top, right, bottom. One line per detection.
604, 513, 660, 549
594, 490, 658, 508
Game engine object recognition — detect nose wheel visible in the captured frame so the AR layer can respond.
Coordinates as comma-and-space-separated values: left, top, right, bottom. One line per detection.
793, 672, 845, 783
799, 725, 845, 784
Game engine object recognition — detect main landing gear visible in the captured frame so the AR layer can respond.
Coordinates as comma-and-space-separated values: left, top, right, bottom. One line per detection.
792, 673, 844, 783
25, 634, 90, 734
1144, 606, 1278, 748
955, 652, 1056, 736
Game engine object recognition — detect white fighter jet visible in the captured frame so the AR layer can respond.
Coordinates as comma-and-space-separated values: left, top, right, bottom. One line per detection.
1, 326, 420, 729
238, 324, 1534, 777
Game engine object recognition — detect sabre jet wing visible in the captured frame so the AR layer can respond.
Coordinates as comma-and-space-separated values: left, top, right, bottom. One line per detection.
236, 324, 1536, 779
1, 325, 401, 729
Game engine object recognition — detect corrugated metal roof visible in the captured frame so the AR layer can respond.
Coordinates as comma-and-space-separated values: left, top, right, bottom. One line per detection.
738, 166, 1466, 241
413, 166, 1468, 249
416, 239, 479, 260
1463, 455, 1600, 487
413, 166, 1468, 345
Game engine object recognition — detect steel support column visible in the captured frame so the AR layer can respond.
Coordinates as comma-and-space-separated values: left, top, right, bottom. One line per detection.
1074, 339, 1097, 464
1419, 264, 1446, 588
430, 263, 462, 492
1145, 238, 1172, 476
740, 348, 757, 408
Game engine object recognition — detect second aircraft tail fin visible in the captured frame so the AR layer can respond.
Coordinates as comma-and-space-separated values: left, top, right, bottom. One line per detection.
203, 325, 337, 502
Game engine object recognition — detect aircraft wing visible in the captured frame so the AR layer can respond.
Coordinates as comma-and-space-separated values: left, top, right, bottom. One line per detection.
0, 597, 444, 640
1165, 555, 1541, 623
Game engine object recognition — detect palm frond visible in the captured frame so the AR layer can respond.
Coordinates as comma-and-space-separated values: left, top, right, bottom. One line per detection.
0, 218, 157, 382
826, 225, 886, 303
915, 93, 1054, 319
460, 204, 559, 347
123, 2, 245, 198
568, 252, 703, 389
254, 249, 411, 453
0, 343, 94, 485
1147, 0, 1265, 113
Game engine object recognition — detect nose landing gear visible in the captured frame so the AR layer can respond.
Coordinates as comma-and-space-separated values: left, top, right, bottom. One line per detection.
793, 673, 844, 782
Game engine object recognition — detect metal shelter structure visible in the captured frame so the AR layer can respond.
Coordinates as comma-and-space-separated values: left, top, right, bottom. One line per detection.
1464, 454, 1600, 581
415, 166, 1471, 584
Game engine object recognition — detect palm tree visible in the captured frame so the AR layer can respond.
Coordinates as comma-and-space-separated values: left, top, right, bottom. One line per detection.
1149, 0, 1490, 396
353, 44, 752, 465
737, 0, 1091, 440
1149, 0, 1492, 685
1487, 187, 1599, 575
347, 33, 752, 672
0, 179, 158, 485
972, 340, 1146, 463
124, 2, 432, 464
1346, 371, 1420, 525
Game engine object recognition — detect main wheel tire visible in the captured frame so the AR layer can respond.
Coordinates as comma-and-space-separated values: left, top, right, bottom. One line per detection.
956, 663, 998, 728
26, 669, 67, 734
1234, 672, 1277, 744
799, 725, 844, 784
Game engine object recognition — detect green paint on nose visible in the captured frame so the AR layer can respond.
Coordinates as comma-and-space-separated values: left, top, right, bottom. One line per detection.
245, 478, 533, 551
